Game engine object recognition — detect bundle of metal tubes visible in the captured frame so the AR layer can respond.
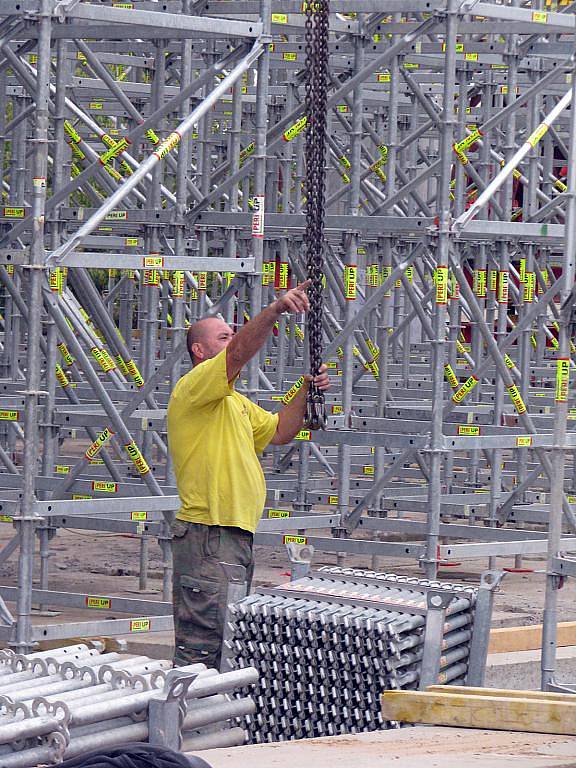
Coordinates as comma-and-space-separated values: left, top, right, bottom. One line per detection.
0, 644, 257, 766
225, 567, 477, 742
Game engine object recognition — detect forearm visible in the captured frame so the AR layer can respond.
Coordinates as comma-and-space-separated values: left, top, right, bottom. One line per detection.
226, 300, 281, 380
273, 383, 310, 444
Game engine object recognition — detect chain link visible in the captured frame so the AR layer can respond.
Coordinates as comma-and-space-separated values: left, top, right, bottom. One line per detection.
304, 0, 329, 430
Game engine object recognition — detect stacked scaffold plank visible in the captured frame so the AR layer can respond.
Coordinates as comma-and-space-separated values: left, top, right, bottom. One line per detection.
0, 644, 257, 767
224, 567, 478, 743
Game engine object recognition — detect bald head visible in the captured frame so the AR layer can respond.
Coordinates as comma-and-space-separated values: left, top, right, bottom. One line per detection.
187, 317, 235, 365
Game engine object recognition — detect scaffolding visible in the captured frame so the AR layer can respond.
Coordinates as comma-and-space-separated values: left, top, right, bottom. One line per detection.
0, 0, 575, 694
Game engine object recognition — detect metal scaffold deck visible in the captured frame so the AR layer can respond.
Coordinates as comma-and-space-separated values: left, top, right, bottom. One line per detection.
0, 0, 574, 694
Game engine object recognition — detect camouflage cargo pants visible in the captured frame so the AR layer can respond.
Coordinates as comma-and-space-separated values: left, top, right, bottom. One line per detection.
171, 520, 254, 669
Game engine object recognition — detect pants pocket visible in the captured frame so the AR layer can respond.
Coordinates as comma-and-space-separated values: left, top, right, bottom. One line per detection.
178, 575, 220, 631
170, 520, 188, 539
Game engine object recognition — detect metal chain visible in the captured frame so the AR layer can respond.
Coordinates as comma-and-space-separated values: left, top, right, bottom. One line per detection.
304, 0, 329, 430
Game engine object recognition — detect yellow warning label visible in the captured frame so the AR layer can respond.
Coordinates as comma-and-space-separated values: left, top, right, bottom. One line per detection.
0, 410, 18, 421
458, 425, 480, 436
523, 272, 535, 303
277, 262, 289, 290
282, 376, 305, 405
55, 465, 70, 474
344, 265, 357, 300
527, 123, 548, 149
473, 269, 486, 298
532, 10, 547, 22
283, 535, 307, 545
435, 265, 449, 304
124, 441, 150, 475
295, 429, 311, 441
488, 270, 498, 291
504, 354, 515, 370
556, 358, 570, 403
92, 480, 118, 493
283, 116, 307, 142
363, 465, 375, 475
3, 207, 24, 218
126, 358, 145, 387
444, 364, 459, 390
452, 375, 479, 404
328, 495, 338, 505
516, 436, 533, 447
85, 427, 114, 461
269, 510, 290, 518
86, 596, 111, 609
507, 384, 527, 414
498, 270, 509, 303
0, 516, 13, 523
272, 12, 288, 22
130, 618, 151, 632
144, 256, 164, 269
131, 511, 147, 521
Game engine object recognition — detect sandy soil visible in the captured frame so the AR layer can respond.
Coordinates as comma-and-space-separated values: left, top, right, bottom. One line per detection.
0, 520, 574, 628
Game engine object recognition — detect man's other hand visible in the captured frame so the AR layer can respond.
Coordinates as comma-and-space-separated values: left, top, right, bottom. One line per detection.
276, 280, 311, 315
304, 363, 330, 391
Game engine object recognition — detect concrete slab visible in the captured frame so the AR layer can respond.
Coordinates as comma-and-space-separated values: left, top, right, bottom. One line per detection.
189, 726, 576, 768
485, 646, 576, 690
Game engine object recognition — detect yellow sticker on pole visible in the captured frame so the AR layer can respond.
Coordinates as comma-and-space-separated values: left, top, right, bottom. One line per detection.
171, 271, 184, 298
498, 270, 509, 304
283, 535, 307, 545
124, 441, 150, 475
295, 429, 311, 440
488, 269, 497, 292
523, 272, 535, 303
0, 409, 21, 422
344, 265, 357, 300
507, 384, 527, 414
516, 436, 533, 447
85, 427, 115, 461
444, 364, 459, 390
283, 116, 307, 142
473, 269, 486, 298
282, 376, 305, 405
452, 375, 479, 404
527, 122, 549, 149
556, 358, 570, 403
125, 358, 144, 387
277, 262, 289, 290
435, 266, 448, 304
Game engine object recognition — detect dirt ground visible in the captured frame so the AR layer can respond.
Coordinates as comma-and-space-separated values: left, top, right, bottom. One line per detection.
0, 521, 574, 629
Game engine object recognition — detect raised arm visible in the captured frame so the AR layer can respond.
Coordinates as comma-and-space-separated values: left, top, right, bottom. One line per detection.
226, 280, 311, 382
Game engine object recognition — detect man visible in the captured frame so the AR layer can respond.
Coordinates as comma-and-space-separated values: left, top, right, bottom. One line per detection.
167, 280, 330, 668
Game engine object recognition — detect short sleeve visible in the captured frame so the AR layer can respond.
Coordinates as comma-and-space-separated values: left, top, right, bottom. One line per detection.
172, 349, 233, 408
245, 398, 279, 453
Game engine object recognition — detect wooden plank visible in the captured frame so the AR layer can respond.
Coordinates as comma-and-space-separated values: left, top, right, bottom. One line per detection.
427, 685, 576, 702
381, 690, 576, 735
489, 621, 576, 653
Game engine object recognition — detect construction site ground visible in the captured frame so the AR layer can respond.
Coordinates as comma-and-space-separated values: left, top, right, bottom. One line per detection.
1, 524, 576, 762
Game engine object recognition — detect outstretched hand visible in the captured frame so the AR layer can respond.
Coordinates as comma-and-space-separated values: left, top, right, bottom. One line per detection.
276, 280, 311, 315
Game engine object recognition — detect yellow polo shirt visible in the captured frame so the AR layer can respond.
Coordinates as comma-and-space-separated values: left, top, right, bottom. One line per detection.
167, 349, 279, 533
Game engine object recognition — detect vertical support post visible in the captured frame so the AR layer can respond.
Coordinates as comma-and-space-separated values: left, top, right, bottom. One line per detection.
541, 59, 576, 692
14, 0, 52, 651
423, 0, 458, 579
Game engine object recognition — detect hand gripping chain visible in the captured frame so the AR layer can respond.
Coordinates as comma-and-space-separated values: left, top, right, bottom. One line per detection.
304, 0, 330, 430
